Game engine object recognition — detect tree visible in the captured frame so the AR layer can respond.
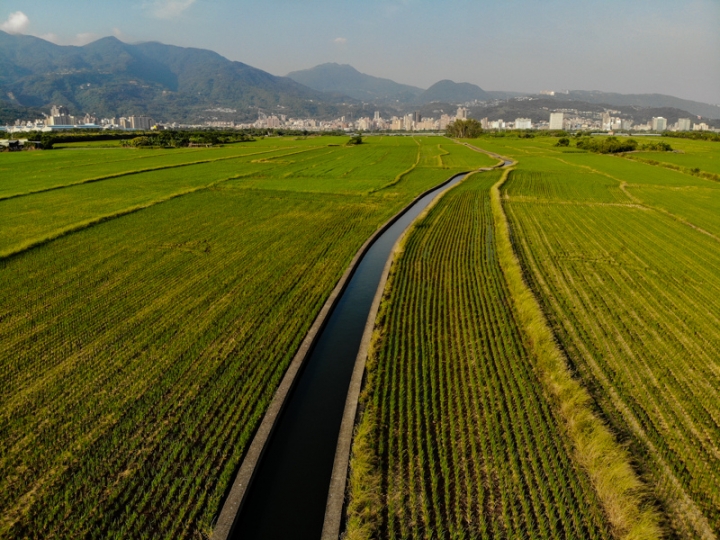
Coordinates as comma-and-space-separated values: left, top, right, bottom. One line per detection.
445, 119, 483, 138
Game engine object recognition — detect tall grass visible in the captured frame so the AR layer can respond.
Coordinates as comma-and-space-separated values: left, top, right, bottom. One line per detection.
490, 168, 663, 540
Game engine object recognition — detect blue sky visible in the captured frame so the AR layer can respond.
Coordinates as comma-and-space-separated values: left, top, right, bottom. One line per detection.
1, 0, 718, 104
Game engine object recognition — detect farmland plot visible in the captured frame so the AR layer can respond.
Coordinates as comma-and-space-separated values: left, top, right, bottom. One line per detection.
346, 171, 615, 540
0, 136, 487, 538
503, 153, 720, 538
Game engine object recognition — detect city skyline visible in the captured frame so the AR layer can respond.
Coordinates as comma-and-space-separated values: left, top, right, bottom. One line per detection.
0, 0, 718, 105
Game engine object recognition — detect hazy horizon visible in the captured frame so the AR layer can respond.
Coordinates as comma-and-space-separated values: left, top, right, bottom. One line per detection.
1, 0, 718, 104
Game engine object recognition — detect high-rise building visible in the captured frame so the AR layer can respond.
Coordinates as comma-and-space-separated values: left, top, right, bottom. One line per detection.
373, 111, 380, 122
413, 111, 421, 123
50, 105, 69, 117
456, 107, 468, 120
651, 117, 667, 131
549, 112, 564, 130
601, 112, 611, 130
677, 118, 692, 131
404, 113, 414, 130
515, 118, 532, 130
129, 116, 154, 130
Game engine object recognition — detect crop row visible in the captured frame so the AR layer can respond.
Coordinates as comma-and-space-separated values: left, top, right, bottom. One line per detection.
346, 171, 612, 539
504, 164, 720, 538
0, 136, 495, 538
0, 186, 408, 538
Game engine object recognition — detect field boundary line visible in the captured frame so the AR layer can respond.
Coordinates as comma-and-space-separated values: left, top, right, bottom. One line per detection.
622, 153, 720, 183
0, 174, 250, 262
0, 146, 320, 202
367, 137, 421, 193
491, 167, 663, 539
458, 140, 507, 167
554, 157, 720, 245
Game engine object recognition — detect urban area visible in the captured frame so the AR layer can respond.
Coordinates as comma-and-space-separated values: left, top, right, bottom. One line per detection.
2, 104, 716, 135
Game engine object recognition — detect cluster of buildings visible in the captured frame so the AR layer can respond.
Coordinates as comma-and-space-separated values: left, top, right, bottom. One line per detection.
3, 105, 155, 133
240, 107, 471, 133
475, 111, 716, 133
3, 104, 716, 135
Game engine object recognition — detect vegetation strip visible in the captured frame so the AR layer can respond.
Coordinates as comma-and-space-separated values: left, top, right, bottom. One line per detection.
622, 153, 720, 183
0, 146, 308, 202
491, 168, 662, 539
0, 175, 248, 261
212, 169, 472, 540
368, 138, 421, 193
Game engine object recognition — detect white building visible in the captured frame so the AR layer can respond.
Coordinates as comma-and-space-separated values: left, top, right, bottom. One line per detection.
677, 118, 692, 131
549, 112, 564, 130
651, 117, 667, 131
403, 113, 414, 130
456, 107, 468, 120
515, 118, 532, 130
439, 114, 454, 130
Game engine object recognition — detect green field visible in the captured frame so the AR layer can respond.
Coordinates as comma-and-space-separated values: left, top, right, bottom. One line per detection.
345, 171, 615, 539
0, 136, 491, 538
5, 130, 720, 539
347, 134, 720, 539
494, 137, 720, 538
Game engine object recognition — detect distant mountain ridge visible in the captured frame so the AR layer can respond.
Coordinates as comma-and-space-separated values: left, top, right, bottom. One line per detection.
0, 31, 346, 122
286, 63, 423, 103
554, 90, 720, 120
286, 65, 497, 106
1, 31, 717, 124
419, 80, 490, 103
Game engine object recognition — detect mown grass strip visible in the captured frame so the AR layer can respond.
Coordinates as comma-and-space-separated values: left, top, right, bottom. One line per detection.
490, 167, 663, 540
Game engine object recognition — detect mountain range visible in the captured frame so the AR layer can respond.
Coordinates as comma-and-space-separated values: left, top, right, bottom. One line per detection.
0, 30, 345, 123
1, 31, 718, 124
285, 64, 518, 104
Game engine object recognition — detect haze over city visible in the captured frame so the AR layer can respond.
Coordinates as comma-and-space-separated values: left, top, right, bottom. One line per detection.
1, 0, 718, 104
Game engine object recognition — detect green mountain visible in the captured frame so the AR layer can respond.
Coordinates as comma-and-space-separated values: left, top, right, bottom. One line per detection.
418, 80, 490, 104
557, 91, 720, 120
0, 31, 347, 122
287, 63, 423, 103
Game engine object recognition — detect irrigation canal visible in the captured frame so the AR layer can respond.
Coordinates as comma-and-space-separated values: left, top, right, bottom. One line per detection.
227, 167, 505, 539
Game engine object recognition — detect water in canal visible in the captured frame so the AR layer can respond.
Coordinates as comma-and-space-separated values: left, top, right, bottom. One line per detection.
231, 172, 469, 539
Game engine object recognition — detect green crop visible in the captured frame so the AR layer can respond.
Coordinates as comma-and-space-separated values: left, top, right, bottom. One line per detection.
346, 171, 615, 540
0, 136, 490, 538
500, 140, 720, 539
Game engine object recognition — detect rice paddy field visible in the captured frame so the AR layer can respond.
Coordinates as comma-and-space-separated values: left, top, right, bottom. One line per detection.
345, 170, 616, 540
0, 135, 495, 539
347, 134, 720, 540
484, 136, 720, 538
6, 129, 720, 539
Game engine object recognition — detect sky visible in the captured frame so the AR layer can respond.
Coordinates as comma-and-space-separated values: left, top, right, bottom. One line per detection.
1, 0, 719, 104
